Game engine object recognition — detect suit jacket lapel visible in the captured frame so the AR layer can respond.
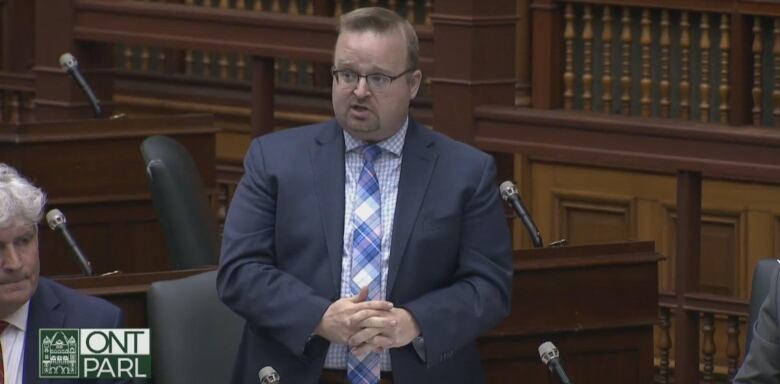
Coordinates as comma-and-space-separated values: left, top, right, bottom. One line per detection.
310, 121, 346, 297
387, 120, 438, 296
25, 279, 64, 384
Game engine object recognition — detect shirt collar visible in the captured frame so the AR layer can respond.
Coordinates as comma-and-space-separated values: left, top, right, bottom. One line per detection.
3, 300, 28, 332
343, 117, 408, 157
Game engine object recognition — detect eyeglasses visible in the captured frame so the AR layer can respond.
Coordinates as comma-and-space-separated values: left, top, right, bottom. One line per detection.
331, 68, 414, 91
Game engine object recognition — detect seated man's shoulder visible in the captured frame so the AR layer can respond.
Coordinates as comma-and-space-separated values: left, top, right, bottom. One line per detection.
37, 277, 121, 326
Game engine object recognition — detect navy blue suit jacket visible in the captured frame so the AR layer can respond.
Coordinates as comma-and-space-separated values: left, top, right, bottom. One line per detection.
23, 277, 126, 384
218, 119, 513, 383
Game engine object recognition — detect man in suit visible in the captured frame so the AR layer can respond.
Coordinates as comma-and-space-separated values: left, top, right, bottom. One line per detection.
735, 267, 780, 382
0, 163, 127, 384
218, 6, 513, 384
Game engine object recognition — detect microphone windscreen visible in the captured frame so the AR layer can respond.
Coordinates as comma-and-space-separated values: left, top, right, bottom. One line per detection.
499, 180, 518, 201
258, 366, 279, 383
538, 341, 559, 365
45, 209, 66, 230
58, 53, 77, 70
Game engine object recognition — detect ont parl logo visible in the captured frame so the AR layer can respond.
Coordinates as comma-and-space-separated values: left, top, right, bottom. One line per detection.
39, 329, 151, 379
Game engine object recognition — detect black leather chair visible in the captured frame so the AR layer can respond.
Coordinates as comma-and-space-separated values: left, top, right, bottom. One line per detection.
745, 258, 780, 355
147, 270, 243, 384
141, 135, 218, 269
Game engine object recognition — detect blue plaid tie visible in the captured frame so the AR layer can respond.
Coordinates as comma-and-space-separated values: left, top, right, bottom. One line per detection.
347, 144, 382, 384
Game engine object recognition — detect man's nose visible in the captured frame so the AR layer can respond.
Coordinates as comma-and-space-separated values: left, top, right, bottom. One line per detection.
2, 245, 21, 270
353, 77, 372, 98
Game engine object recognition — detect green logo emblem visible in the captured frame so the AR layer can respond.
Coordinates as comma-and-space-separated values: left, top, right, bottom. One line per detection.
39, 329, 151, 379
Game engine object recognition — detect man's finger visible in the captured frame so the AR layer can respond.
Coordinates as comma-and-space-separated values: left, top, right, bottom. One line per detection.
348, 327, 383, 346
355, 313, 397, 329
349, 286, 369, 303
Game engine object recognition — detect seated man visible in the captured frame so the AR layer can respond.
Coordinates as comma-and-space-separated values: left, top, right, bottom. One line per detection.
735, 267, 780, 383
0, 163, 127, 384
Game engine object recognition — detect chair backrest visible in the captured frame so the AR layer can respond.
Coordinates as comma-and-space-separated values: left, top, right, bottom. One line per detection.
147, 270, 244, 384
745, 258, 780, 355
141, 135, 218, 269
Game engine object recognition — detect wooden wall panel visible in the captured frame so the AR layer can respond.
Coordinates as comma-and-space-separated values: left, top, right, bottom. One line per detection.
552, 191, 635, 245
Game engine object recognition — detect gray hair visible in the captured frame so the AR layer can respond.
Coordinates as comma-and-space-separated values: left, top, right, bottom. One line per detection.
0, 164, 45, 228
338, 6, 420, 71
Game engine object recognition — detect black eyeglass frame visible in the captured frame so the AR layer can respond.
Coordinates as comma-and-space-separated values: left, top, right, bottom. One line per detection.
331, 67, 416, 90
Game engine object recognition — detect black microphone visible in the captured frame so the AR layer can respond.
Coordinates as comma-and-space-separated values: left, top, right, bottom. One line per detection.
258, 366, 280, 384
539, 341, 572, 384
499, 181, 543, 248
45, 209, 94, 276
58, 52, 103, 118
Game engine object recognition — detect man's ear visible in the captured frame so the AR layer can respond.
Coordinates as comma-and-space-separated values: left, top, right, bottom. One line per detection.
409, 70, 422, 99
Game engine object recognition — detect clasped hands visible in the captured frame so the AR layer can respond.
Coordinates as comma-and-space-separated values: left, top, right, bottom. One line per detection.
314, 286, 420, 357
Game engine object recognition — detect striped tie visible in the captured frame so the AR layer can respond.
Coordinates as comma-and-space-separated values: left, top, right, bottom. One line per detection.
0, 321, 9, 383
347, 144, 382, 384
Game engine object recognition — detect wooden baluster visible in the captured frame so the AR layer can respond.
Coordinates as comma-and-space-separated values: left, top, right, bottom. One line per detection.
289, 60, 299, 87
0, 91, 5, 122
237, 54, 247, 81
640, 8, 651, 117
681, 12, 691, 120
218, 0, 230, 79
701, 313, 715, 383
274, 60, 280, 84
700, 14, 711, 122
306, 0, 314, 15
271, 0, 281, 12
334, 1, 343, 17
9, 92, 20, 125
369, 0, 378, 6
425, 0, 432, 25
406, 0, 415, 24
563, 4, 575, 110
727, 315, 740, 380
185, 50, 194, 75
203, 52, 212, 78
124, 46, 134, 71
719, 14, 730, 123
388, 0, 396, 13
658, 307, 672, 384
305, 62, 314, 87
141, 47, 151, 72
773, 19, 780, 126
660, 10, 671, 118
236, 0, 246, 10
753, 16, 763, 126
582, 5, 593, 112
289, 0, 299, 14
602, 6, 613, 113
253, 0, 263, 11
620, 7, 631, 115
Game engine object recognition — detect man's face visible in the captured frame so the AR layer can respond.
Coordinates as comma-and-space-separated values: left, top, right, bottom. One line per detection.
0, 222, 39, 317
332, 29, 422, 142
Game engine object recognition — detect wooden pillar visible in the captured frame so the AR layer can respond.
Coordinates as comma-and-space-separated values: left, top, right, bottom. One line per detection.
33, 0, 114, 120
674, 170, 702, 384
530, 0, 563, 109
515, 0, 531, 107
729, 13, 753, 126
430, 0, 516, 143
251, 56, 275, 138
1, 0, 36, 72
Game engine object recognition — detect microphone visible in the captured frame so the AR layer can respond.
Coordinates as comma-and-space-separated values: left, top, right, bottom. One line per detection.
58, 52, 103, 118
539, 341, 572, 384
258, 366, 280, 384
45, 209, 94, 276
499, 181, 543, 248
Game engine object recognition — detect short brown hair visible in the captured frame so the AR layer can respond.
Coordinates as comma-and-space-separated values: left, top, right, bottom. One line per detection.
338, 7, 419, 71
